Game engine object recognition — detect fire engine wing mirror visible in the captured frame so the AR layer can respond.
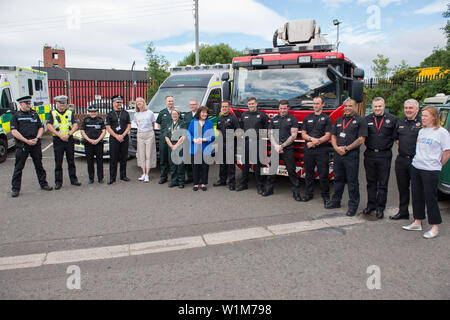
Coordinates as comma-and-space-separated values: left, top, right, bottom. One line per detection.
350, 80, 364, 103
221, 72, 230, 81
354, 68, 365, 79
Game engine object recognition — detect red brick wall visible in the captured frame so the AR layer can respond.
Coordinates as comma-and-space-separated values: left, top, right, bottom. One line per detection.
43, 46, 66, 68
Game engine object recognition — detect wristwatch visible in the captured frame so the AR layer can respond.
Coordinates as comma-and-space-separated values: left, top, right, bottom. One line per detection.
344, 147, 349, 153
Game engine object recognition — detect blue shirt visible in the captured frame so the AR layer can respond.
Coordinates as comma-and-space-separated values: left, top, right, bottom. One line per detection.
188, 119, 215, 155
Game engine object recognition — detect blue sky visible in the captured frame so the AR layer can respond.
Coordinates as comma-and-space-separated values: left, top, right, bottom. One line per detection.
0, 0, 448, 78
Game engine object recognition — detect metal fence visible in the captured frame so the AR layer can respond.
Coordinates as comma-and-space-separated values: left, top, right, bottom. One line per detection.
364, 74, 447, 89
49, 79, 151, 114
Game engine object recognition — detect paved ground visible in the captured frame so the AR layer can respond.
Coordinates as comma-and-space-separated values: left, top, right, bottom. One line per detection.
0, 134, 449, 300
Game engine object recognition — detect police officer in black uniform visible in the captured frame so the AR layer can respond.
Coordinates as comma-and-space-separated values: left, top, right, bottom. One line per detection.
213, 101, 240, 190
263, 100, 304, 201
301, 96, 333, 206
105, 95, 131, 184
326, 99, 368, 216
363, 97, 398, 219
81, 104, 106, 184
46, 95, 81, 190
236, 97, 269, 194
390, 99, 422, 220
10, 96, 52, 197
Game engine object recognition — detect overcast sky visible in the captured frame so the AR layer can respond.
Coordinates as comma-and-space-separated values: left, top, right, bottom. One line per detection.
0, 0, 448, 77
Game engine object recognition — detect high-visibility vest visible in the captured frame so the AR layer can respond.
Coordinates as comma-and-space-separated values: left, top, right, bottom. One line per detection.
51, 109, 73, 136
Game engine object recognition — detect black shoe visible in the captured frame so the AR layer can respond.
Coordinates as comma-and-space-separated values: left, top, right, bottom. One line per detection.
185, 179, 193, 184
213, 180, 227, 187
120, 177, 130, 182
303, 195, 313, 202
88, 179, 94, 184
193, 186, 199, 191
323, 198, 330, 206
178, 184, 184, 189
390, 212, 410, 220
201, 186, 207, 191
293, 192, 304, 202
325, 202, 341, 209
107, 179, 115, 185
55, 184, 62, 190
262, 190, 274, 197
346, 209, 357, 216
363, 207, 376, 215
71, 181, 81, 186
376, 209, 384, 219
41, 185, 53, 191
229, 185, 235, 191
236, 185, 248, 191
168, 182, 178, 188
11, 190, 19, 198
159, 178, 168, 184
98, 179, 104, 184
257, 186, 264, 195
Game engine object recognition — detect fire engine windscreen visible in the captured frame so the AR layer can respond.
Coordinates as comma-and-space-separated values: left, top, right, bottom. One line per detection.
232, 67, 337, 108
147, 88, 206, 113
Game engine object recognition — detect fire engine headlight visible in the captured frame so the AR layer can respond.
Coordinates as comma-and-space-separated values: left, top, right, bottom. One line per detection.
251, 58, 263, 66
298, 56, 312, 63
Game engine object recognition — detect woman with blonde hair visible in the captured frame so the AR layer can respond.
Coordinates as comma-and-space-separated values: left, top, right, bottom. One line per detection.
133, 97, 156, 182
403, 106, 450, 238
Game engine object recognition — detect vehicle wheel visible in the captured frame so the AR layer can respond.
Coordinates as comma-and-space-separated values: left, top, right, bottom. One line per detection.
0, 138, 7, 163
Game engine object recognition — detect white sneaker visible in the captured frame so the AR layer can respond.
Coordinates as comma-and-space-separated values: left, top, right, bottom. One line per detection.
138, 174, 146, 181
144, 175, 149, 183
423, 230, 439, 239
402, 224, 422, 231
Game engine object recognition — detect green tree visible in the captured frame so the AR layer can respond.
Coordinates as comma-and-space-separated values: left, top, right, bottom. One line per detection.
145, 42, 170, 101
371, 54, 391, 79
420, 47, 450, 69
177, 43, 243, 66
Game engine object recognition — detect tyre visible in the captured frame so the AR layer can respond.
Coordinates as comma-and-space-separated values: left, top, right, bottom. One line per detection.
0, 138, 7, 163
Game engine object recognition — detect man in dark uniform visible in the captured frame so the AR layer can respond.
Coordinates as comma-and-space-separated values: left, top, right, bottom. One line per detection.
390, 99, 422, 220
182, 98, 198, 184
80, 104, 106, 184
236, 97, 269, 194
10, 96, 52, 197
301, 96, 333, 206
156, 95, 175, 184
363, 97, 398, 219
213, 100, 240, 190
46, 95, 81, 189
105, 95, 131, 184
326, 99, 368, 216
262, 100, 304, 201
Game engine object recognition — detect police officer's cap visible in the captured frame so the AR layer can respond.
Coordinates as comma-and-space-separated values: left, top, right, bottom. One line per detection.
111, 95, 123, 103
88, 104, 99, 112
54, 95, 68, 103
17, 95, 32, 104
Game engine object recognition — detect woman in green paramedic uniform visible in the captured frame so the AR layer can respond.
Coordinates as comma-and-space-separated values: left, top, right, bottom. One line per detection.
165, 108, 186, 188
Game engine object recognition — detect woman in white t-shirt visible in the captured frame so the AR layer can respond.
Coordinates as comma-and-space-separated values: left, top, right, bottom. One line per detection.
402, 106, 450, 239
134, 97, 157, 182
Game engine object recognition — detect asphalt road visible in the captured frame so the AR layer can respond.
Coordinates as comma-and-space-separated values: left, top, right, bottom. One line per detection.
0, 134, 448, 300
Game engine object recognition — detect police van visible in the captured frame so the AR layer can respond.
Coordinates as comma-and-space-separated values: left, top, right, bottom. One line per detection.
0, 66, 51, 163
142, 64, 231, 153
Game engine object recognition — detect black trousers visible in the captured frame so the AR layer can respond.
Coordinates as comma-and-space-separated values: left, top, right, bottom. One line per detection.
191, 154, 209, 185
11, 142, 48, 191
159, 138, 169, 179
304, 146, 330, 199
364, 149, 392, 210
85, 142, 104, 181
265, 146, 299, 193
411, 166, 442, 225
109, 135, 128, 180
218, 141, 236, 186
53, 136, 77, 185
395, 155, 413, 215
331, 149, 360, 210
240, 140, 265, 189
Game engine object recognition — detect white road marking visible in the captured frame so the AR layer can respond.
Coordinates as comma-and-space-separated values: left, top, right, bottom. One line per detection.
0, 216, 365, 271
42, 143, 53, 153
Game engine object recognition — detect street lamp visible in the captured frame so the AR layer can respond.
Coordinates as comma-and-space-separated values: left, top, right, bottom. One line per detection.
333, 19, 342, 51
38, 60, 72, 105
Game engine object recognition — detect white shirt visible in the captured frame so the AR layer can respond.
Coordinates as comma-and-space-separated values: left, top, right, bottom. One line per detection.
134, 110, 155, 132
412, 127, 450, 171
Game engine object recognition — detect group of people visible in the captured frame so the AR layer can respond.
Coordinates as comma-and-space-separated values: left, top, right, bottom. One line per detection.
10, 93, 450, 239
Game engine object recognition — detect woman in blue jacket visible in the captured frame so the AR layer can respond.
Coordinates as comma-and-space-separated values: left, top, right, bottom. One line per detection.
188, 106, 215, 191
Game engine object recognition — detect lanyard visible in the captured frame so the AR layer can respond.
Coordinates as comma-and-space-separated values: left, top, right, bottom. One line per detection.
374, 116, 384, 132
171, 121, 178, 134
342, 117, 354, 132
